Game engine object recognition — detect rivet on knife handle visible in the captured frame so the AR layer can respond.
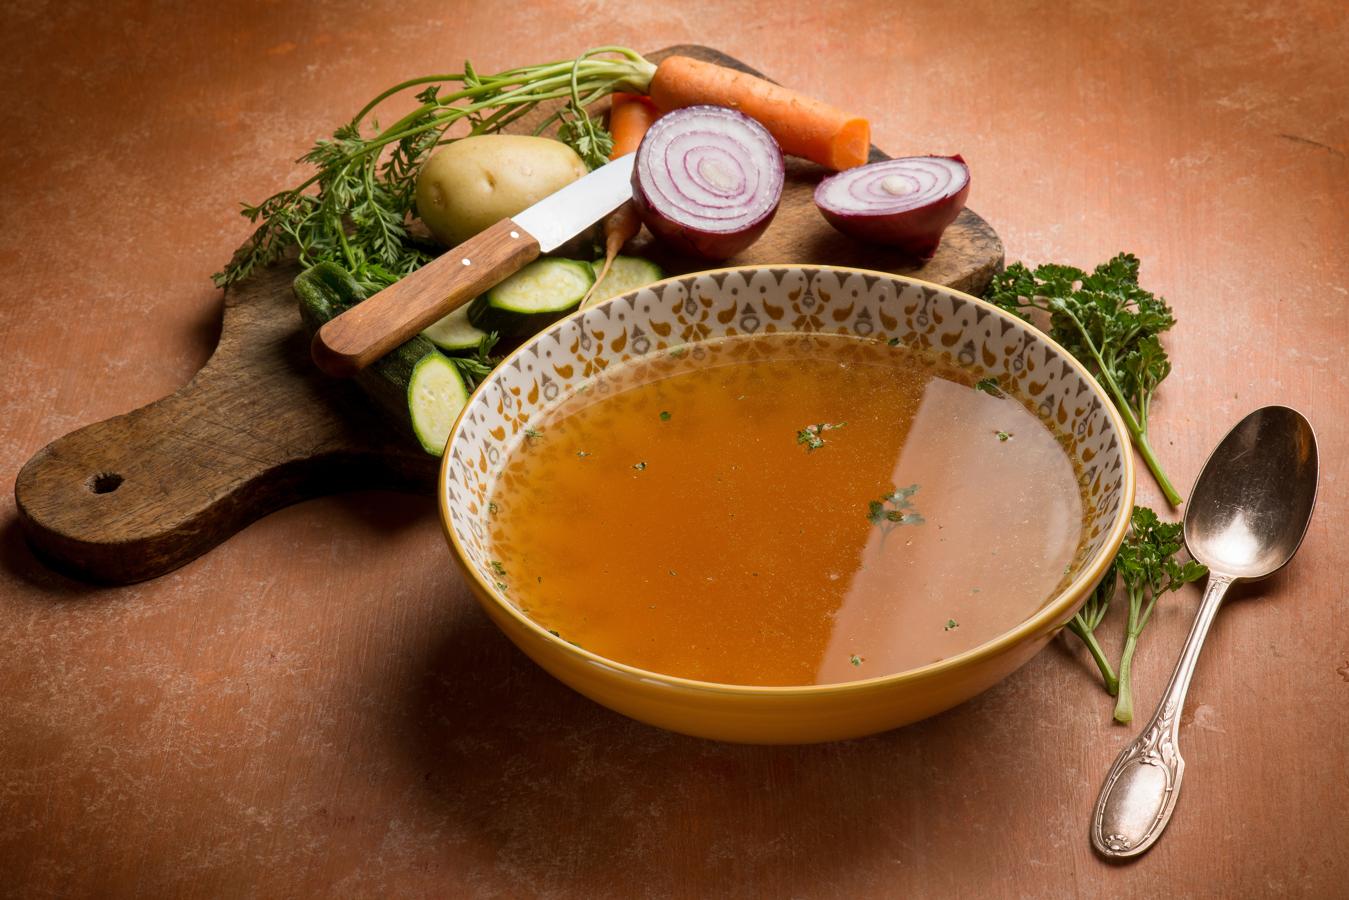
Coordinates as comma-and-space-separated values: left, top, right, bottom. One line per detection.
312, 219, 540, 377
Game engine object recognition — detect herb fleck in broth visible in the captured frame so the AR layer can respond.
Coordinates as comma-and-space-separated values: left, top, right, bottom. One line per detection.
487, 334, 1091, 686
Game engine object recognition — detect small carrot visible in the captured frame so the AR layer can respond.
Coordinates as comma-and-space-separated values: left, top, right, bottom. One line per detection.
583, 93, 659, 308
647, 55, 870, 171
609, 91, 660, 157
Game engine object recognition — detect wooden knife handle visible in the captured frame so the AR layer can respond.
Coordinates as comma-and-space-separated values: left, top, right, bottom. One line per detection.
312, 219, 540, 377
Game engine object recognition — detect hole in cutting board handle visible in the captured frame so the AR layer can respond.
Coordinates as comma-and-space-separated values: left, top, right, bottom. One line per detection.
87, 472, 123, 494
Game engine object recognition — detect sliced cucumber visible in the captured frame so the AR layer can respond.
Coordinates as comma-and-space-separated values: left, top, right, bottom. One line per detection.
407, 352, 469, 456
468, 257, 594, 337
294, 261, 469, 457
583, 255, 664, 308
422, 304, 490, 352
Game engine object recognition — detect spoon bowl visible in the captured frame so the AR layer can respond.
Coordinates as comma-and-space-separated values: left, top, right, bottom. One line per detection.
1185, 405, 1319, 579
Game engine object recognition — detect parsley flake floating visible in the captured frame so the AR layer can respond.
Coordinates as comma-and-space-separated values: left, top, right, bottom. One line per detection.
944, 619, 959, 631
524, 428, 543, 439
849, 654, 863, 667
494, 582, 509, 593
974, 377, 1005, 398
659, 410, 672, 422
487, 502, 498, 515
867, 484, 925, 535
577, 450, 590, 458
632, 461, 647, 471
995, 430, 1012, 442
490, 560, 507, 577
887, 337, 900, 346
796, 421, 847, 451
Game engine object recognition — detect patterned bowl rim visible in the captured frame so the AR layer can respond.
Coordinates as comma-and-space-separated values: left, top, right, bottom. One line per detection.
437, 264, 1136, 696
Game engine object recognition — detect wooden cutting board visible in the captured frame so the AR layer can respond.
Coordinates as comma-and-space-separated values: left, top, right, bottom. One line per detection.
14, 44, 1003, 585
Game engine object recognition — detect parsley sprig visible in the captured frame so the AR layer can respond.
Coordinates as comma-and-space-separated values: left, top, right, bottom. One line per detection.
215, 47, 654, 288
985, 254, 1182, 506
1066, 506, 1207, 723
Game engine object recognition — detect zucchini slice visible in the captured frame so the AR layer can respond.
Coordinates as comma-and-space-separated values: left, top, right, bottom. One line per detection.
468, 258, 594, 337
422, 304, 490, 353
583, 256, 664, 308
295, 261, 469, 457
408, 352, 470, 456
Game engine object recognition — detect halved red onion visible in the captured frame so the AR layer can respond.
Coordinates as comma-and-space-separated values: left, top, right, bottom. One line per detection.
632, 105, 784, 261
814, 155, 970, 259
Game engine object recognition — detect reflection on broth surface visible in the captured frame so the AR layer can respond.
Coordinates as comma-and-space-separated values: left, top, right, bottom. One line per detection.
487, 334, 1090, 686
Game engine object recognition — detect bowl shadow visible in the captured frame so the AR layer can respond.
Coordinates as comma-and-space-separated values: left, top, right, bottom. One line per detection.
384, 598, 1034, 895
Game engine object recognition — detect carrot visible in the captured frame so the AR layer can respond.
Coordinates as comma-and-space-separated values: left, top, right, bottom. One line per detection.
609, 91, 659, 156
647, 55, 870, 171
583, 93, 659, 309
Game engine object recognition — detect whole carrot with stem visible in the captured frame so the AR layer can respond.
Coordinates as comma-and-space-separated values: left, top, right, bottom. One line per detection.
582, 92, 660, 308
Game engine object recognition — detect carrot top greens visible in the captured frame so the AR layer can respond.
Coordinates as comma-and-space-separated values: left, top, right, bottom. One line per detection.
215, 47, 655, 289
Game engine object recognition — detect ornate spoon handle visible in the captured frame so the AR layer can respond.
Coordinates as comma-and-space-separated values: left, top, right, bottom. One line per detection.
1090, 572, 1237, 858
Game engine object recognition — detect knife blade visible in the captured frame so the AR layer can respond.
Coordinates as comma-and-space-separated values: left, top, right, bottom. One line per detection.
312, 152, 636, 378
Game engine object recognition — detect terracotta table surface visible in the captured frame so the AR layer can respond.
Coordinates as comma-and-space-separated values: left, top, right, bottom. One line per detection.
2, 1, 1345, 896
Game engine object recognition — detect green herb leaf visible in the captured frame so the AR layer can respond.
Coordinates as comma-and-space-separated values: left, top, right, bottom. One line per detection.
448, 332, 501, 389
849, 654, 863, 667
1063, 505, 1207, 723
490, 560, 507, 577
984, 254, 1182, 505
556, 99, 614, 170
974, 377, 1005, 398
524, 428, 543, 439
659, 410, 672, 422
796, 421, 846, 451
867, 484, 924, 536
632, 461, 647, 471
944, 619, 959, 631
995, 430, 1012, 442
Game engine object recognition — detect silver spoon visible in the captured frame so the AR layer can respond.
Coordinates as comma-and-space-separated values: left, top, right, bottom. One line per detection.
1090, 405, 1318, 859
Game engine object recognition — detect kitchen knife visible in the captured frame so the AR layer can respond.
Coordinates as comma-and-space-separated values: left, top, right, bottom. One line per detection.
312, 152, 636, 378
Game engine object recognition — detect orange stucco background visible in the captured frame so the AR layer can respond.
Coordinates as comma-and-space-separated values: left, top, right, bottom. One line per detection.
1, 1, 1346, 896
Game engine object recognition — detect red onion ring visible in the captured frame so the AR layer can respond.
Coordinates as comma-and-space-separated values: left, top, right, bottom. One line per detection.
632, 105, 784, 260
814, 155, 970, 258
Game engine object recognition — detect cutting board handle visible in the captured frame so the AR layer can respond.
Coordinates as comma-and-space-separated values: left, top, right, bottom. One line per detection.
14, 368, 297, 583
13, 350, 432, 584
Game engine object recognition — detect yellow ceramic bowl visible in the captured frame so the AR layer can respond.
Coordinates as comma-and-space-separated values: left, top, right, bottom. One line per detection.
439, 265, 1135, 743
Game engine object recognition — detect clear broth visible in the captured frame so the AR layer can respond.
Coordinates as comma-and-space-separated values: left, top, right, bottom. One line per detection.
486, 334, 1089, 686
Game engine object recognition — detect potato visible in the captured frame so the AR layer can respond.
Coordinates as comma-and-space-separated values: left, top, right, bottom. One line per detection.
415, 135, 589, 246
